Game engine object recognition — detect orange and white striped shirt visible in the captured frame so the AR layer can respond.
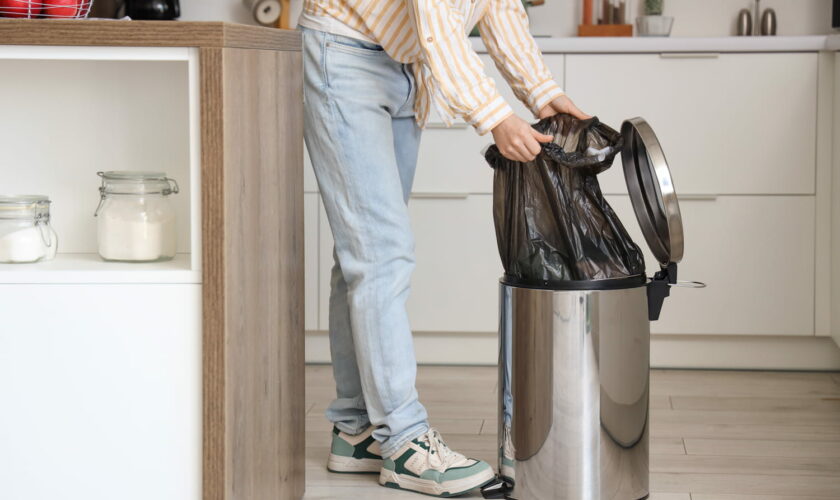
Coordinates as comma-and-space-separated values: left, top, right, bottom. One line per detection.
299, 0, 565, 135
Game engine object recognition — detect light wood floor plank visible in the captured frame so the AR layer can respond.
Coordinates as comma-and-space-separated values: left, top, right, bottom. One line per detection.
671, 395, 840, 412
651, 408, 840, 426
651, 422, 840, 441
684, 438, 840, 458
652, 454, 840, 476
651, 370, 840, 398
690, 495, 839, 500
651, 472, 840, 496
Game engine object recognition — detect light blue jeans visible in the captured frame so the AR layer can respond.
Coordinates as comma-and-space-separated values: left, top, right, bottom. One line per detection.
300, 26, 430, 458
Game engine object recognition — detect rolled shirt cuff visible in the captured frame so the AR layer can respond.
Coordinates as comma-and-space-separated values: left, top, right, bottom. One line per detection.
467, 93, 516, 136
527, 79, 565, 117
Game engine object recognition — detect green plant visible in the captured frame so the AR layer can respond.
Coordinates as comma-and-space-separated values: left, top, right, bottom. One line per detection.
645, 0, 663, 16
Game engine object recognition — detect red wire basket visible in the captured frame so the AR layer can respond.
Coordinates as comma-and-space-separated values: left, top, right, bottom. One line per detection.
0, 1, 93, 19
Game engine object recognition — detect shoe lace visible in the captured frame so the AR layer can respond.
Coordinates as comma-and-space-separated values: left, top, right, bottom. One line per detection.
420, 429, 459, 469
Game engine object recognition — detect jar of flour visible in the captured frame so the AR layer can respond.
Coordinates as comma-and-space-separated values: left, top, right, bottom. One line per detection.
95, 171, 179, 262
0, 195, 58, 264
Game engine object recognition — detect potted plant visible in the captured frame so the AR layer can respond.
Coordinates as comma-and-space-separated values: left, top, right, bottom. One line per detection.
637, 0, 674, 36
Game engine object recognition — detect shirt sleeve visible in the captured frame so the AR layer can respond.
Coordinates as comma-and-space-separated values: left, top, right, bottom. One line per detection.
477, 0, 565, 117
405, 0, 514, 135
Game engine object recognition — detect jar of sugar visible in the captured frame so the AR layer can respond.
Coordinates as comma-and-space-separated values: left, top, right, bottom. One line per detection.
0, 195, 58, 264
95, 171, 179, 262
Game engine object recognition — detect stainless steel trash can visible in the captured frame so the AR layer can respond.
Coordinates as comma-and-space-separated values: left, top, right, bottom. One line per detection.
484, 118, 701, 500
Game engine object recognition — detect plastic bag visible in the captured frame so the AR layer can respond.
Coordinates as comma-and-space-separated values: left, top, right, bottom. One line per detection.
485, 113, 645, 287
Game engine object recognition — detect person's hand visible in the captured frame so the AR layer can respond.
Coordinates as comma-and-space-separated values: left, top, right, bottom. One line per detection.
491, 114, 554, 162
538, 95, 591, 120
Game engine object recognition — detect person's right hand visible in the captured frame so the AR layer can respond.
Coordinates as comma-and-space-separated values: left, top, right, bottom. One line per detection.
491, 114, 553, 163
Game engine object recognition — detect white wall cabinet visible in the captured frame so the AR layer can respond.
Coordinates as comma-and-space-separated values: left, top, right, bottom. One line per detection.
412, 55, 565, 195
608, 195, 816, 336
305, 193, 320, 330
0, 284, 202, 500
317, 194, 502, 332
303, 50, 827, 354
565, 53, 819, 196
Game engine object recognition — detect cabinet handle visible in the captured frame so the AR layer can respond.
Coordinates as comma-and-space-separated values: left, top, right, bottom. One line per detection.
659, 52, 720, 59
411, 192, 470, 199
426, 122, 470, 129
679, 194, 718, 201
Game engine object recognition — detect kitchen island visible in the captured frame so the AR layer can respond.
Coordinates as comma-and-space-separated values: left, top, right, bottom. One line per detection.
0, 20, 304, 500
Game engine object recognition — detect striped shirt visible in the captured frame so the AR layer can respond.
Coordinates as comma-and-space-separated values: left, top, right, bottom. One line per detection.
299, 0, 565, 135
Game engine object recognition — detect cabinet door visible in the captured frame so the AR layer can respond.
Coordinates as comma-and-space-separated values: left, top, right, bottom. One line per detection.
606, 195, 816, 336
304, 193, 319, 331
0, 284, 202, 500
319, 194, 502, 332
566, 53, 818, 196
413, 55, 565, 195
407, 194, 502, 332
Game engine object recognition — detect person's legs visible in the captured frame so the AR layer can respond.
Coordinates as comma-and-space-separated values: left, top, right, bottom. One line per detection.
301, 27, 429, 457
322, 70, 422, 436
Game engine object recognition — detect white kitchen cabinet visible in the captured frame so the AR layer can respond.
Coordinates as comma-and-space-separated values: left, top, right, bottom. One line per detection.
318, 194, 502, 332
304, 143, 319, 192
407, 194, 502, 332
833, 52, 840, 348
607, 195, 816, 336
0, 25, 306, 500
0, 284, 202, 500
305, 193, 320, 330
566, 53, 818, 196
412, 55, 565, 195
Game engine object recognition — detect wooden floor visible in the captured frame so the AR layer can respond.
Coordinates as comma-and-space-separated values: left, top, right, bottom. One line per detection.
304, 365, 840, 499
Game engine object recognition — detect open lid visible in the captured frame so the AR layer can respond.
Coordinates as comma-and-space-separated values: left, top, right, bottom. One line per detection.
620, 117, 684, 268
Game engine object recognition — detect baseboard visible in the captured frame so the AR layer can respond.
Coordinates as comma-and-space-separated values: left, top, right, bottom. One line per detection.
305, 331, 840, 370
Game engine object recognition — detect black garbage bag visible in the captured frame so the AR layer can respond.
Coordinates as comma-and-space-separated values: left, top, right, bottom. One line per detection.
485, 113, 645, 287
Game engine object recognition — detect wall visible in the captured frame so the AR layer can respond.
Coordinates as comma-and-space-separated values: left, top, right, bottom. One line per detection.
179, 0, 835, 37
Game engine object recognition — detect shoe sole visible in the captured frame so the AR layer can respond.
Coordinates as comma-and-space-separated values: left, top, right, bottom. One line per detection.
327, 453, 383, 474
379, 467, 496, 497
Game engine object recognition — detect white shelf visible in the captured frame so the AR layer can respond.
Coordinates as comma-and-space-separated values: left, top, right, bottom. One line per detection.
0, 45, 192, 61
0, 253, 200, 284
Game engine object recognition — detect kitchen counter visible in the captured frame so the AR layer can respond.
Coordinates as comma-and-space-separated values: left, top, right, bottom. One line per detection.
473, 34, 837, 53
0, 18, 299, 49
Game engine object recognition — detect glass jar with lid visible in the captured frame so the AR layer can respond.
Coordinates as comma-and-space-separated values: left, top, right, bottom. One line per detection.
0, 195, 58, 264
95, 171, 180, 262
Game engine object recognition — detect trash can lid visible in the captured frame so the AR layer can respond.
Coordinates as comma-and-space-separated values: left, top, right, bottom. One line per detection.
620, 117, 684, 267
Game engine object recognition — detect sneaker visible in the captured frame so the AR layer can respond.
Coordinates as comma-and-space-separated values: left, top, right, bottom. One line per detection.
380, 429, 495, 497
327, 425, 383, 474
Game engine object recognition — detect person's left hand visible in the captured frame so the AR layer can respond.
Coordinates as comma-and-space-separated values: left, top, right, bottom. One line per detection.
538, 95, 591, 120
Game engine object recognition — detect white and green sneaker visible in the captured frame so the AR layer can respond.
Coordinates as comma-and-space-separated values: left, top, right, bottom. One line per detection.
380, 429, 495, 497
327, 425, 383, 474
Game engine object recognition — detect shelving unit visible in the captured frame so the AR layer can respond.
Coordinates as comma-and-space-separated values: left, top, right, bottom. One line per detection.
0, 20, 304, 500
0, 44, 202, 279
0, 253, 198, 283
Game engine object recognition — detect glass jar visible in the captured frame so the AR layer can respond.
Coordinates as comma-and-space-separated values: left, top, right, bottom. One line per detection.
0, 195, 58, 264
95, 171, 180, 262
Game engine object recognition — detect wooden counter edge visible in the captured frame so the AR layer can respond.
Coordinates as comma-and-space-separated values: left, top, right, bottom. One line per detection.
0, 19, 300, 51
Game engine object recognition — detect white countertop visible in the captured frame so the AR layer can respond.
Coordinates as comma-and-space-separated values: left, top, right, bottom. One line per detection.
472, 34, 840, 54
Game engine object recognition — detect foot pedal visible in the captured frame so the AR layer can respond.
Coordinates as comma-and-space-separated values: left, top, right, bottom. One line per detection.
481, 476, 514, 499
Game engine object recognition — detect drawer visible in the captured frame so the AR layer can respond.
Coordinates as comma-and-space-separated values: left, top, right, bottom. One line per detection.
319, 194, 502, 332
567, 53, 818, 196
304, 193, 319, 331
606, 195, 816, 336
414, 55, 565, 195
